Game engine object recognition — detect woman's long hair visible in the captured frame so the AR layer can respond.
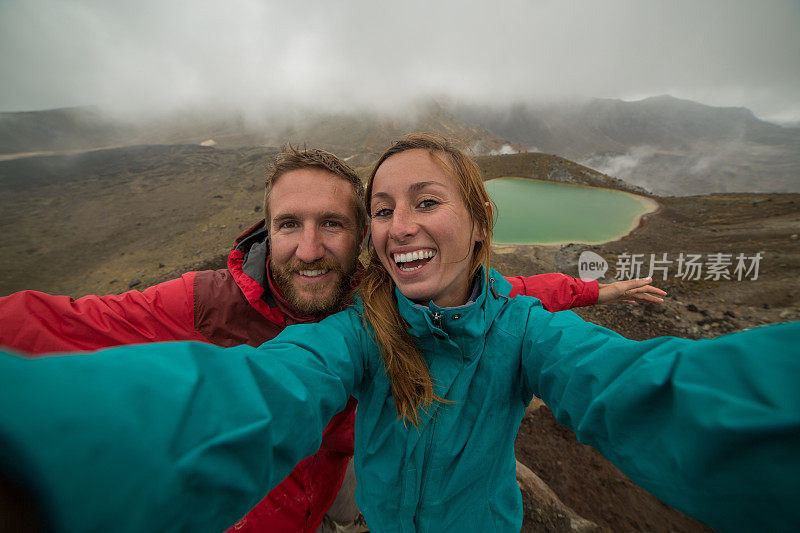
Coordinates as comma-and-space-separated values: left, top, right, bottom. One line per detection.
360, 133, 495, 426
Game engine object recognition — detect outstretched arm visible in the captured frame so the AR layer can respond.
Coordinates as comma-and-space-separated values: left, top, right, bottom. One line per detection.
519, 305, 800, 533
0, 309, 368, 533
505, 273, 666, 311
505, 273, 599, 311
0, 274, 206, 355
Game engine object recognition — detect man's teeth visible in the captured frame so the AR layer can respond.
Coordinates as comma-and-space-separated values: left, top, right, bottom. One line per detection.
298, 269, 329, 277
393, 250, 436, 271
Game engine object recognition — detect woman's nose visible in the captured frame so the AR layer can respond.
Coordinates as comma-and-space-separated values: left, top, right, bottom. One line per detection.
388, 208, 418, 242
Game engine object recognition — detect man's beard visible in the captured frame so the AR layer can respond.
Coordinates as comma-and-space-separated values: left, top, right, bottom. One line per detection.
270, 257, 356, 315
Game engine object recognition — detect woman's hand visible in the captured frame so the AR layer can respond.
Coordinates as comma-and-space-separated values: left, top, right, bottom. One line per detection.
597, 277, 667, 305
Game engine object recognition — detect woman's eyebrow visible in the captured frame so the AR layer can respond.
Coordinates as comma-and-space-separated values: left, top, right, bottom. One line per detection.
371, 181, 445, 201
409, 181, 444, 194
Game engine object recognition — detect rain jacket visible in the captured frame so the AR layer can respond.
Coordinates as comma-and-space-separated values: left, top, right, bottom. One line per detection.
0, 223, 599, 533
0, 268, 798, 533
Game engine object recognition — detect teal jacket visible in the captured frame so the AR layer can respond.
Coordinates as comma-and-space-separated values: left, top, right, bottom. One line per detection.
0, 268, 799, 532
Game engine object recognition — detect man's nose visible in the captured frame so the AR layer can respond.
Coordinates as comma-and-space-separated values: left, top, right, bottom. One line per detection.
388, 208, 418, 242
295, 227, 325, 263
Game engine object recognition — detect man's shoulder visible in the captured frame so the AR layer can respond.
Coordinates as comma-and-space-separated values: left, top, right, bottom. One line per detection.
192, 268, 286, 346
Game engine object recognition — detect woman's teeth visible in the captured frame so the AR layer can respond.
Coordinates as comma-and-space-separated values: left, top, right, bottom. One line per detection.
393, 250, 436, 271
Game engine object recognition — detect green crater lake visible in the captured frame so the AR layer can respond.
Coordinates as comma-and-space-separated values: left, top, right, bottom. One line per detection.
484, 178, 658, 245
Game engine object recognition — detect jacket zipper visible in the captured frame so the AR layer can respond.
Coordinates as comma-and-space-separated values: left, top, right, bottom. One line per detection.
416, 414, 438, 522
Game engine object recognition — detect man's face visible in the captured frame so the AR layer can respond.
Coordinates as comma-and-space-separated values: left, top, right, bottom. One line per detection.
268, 167, 362, 315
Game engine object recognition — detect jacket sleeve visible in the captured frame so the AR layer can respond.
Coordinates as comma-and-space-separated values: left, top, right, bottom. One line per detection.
0, 308, 369, 533
518, 301, 800, 533
0, 273, 207, 355
504, 273, 599, 311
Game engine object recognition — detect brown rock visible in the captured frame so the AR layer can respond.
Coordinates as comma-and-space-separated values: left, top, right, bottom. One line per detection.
517, 460, 608, 533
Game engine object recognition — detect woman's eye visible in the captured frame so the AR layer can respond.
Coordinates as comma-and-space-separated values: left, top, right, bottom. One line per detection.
418, 199, 438, 209
373, 208, 392, 218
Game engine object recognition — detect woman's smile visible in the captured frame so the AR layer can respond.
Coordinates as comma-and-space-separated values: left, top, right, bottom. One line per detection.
392, 248, 437, 272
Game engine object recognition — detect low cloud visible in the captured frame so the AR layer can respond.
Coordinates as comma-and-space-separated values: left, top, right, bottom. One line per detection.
581, 146, 658, 181
489, 144, 518, 156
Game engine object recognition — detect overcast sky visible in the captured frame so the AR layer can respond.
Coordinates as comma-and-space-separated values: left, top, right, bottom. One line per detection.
1, 0, 799, 122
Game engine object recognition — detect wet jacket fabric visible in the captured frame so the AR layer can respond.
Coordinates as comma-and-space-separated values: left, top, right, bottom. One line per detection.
0, 268, 798, 533
0, 223, 598, 533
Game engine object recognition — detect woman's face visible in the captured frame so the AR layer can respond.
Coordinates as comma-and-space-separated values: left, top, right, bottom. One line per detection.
370, 149, 482, 308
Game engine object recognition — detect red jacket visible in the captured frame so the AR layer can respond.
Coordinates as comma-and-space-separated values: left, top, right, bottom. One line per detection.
0, 221, 598, 532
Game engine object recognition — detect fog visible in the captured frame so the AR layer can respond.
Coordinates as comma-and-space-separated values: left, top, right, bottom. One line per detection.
1, 0, 799, 122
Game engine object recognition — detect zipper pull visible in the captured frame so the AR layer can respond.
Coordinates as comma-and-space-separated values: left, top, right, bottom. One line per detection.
432, 311, 443, 329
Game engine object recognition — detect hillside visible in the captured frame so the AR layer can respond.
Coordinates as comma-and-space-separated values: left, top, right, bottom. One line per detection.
0, 145, 278, 297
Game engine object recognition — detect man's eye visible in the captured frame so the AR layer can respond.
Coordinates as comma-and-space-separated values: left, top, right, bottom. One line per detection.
373, 208, 392, 218
279, 221, 298, 229
418, 199, 438, 209
322, 220, 341, 228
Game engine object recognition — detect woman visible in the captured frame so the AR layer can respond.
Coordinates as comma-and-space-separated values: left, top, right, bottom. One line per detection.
0, 134, 798, 533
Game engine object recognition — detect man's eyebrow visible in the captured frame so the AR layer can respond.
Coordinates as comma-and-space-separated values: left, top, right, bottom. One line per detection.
318, 212, 353, 223
271, 212, 352, 224
271, 213, 296, 226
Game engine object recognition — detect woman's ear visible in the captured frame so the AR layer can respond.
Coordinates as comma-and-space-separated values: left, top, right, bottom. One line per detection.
473, 201, 493, 243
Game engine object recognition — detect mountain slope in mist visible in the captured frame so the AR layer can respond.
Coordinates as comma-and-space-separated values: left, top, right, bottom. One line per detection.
0, 103, 515, 167
2, 95, 798, 195
449, 95, 800, 195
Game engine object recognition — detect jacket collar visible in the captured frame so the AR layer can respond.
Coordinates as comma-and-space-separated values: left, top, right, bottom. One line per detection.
393, 266, 511, 358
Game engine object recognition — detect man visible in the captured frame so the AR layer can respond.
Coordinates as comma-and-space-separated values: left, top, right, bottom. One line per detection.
0, 147, 663, 532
